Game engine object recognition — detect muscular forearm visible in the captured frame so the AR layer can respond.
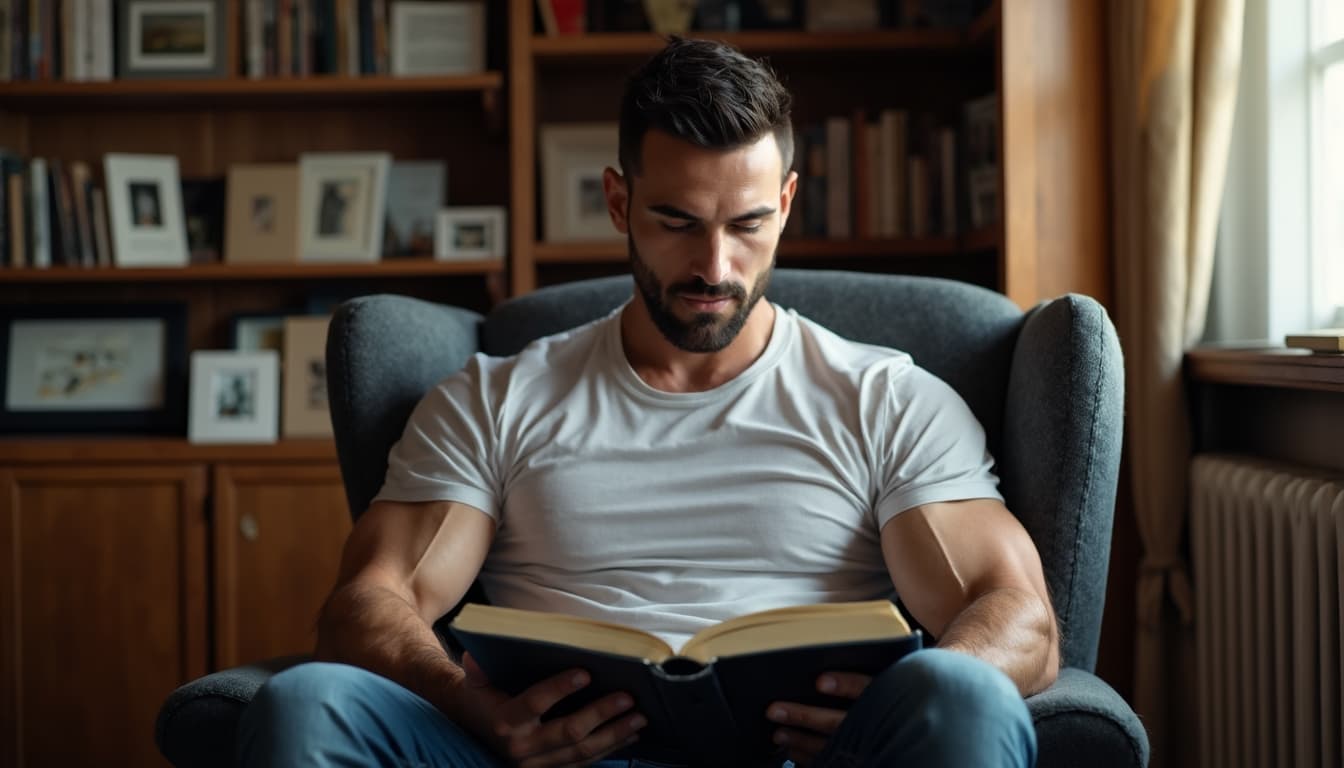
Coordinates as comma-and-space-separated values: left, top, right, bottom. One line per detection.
935, 586, 1059, 695
315, 580, 470, 720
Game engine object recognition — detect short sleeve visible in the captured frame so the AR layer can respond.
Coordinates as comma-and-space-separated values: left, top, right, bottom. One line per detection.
874, 362, 1003, 528
371, 354, 502, 519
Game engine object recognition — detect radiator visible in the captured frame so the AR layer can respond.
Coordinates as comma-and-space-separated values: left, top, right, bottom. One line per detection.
1191, 454, 1344, 768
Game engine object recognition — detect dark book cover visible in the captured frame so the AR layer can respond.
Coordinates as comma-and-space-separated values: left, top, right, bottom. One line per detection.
450, 624, 922, 767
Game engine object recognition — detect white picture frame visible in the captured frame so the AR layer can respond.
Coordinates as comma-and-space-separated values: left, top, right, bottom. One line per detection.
391, 1, 485, 76
104, 153, 191, 268
539, 123, 622, 243
188, 350, 279, 444
435, 206, 506, 261
297, 152, 391, 263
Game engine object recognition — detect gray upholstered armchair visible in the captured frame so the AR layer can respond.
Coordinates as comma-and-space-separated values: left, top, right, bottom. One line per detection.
156, 269, 1149, 768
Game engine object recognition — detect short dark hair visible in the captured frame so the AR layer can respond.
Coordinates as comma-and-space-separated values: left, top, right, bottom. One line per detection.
618, 37, 794, 182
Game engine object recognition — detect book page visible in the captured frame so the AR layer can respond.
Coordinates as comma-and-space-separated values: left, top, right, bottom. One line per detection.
679, 600, 912, 664
452, 604, 677, 662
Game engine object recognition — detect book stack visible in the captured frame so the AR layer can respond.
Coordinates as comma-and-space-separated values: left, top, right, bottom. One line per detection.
0, 151, 111, 269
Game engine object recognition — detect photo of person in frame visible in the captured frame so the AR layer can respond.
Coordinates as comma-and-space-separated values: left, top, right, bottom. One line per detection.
129, 181, 163, 228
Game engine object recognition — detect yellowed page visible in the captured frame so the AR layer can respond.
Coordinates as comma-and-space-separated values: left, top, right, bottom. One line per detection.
453, 604, 676, 661
679, 600, 912, 663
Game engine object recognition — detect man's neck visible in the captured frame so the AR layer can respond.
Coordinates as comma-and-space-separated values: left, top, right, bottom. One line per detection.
620, 299, 776, 393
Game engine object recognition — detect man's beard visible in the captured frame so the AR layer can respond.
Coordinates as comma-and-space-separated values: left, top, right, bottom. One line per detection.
629, 233, 773, 353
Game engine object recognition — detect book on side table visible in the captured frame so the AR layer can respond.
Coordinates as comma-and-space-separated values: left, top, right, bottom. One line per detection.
1285, 329, 1344, 353
448, 599, 923, 767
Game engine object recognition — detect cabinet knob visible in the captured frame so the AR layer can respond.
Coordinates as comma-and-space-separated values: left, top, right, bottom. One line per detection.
240, 514, 260, 541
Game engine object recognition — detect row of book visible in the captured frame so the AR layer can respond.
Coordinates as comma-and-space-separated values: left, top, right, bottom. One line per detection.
0, 0, 114, 81
539, 0, 986, 35
0, 152, 111, 268
787, 94, 999, 241
243, 0, 392, 79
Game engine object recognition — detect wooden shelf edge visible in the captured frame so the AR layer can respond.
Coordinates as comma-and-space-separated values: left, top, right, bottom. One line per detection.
531, 28, 965, 58
1185, 347, 1344, 394
0, 73, 505, 98
0, 437, 339, 464
0, 259, 505, 282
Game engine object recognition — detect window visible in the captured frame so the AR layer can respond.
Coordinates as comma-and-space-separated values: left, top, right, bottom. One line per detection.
1208, 0, 1343, 342
1312, 0, 1344, 327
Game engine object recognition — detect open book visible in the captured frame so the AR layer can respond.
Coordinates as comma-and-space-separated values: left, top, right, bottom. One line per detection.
449, 600, 922, 766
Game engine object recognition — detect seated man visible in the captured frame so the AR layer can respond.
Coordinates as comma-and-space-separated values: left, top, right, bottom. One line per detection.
238, 37, 1057, 768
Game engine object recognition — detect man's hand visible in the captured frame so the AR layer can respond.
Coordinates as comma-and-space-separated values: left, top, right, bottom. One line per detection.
458, 653, 648, 768
765, 671, 872, 767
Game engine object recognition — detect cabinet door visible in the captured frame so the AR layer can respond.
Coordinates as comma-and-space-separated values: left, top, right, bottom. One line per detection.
213, 463, 352, 668
0, 465, 208, 768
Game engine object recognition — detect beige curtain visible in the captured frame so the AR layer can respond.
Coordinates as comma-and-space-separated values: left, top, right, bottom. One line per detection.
1109, 0, 1244, 765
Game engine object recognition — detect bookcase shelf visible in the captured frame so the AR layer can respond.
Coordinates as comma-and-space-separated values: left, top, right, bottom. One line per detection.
0, 259, 504, 283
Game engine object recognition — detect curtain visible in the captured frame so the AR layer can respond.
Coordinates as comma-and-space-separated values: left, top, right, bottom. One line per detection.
1108, 0, 1244, 765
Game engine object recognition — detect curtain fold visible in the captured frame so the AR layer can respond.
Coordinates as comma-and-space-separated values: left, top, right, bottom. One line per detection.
1108, 0, 1244, 765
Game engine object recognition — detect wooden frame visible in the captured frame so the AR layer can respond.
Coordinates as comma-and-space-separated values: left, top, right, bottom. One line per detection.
0, 303, 188, 434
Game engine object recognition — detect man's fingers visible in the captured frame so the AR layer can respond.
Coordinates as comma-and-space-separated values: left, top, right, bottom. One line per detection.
816, 671, 872, 700
498, 668, 590, 730
515, 692, 640, 757
765, 702, 846, 736
516, 713, 646, 768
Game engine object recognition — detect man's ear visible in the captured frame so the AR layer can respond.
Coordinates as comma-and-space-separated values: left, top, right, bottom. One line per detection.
779, 169, 799, 230
603, 167, 630, 234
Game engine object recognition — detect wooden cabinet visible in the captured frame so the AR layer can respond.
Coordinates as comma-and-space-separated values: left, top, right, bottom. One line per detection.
0, 464, 207, 768
213, 462, 351, 668
0, 440, 349, 768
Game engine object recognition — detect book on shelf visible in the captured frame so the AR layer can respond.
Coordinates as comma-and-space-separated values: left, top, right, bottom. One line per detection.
963, 93, 1000, 230
1285, 330, 1344, 353
449, 599, 922, 766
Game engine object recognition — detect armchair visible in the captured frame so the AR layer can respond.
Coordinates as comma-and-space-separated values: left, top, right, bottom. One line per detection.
156, 269, 1149, 767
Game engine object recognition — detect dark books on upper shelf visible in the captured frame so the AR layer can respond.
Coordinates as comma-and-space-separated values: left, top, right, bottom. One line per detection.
449, 599, 922, 767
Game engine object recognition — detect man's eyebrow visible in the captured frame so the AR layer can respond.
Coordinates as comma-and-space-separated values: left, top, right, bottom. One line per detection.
647, 204, 777, 222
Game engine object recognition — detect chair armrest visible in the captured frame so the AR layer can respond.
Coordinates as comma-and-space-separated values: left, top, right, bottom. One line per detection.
1029, 667, 1150, 768
155, 655, 309, 768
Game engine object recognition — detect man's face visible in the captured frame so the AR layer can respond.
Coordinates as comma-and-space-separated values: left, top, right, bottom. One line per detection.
604, 130, 797, 353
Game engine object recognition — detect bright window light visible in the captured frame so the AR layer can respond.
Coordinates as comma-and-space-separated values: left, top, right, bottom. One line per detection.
1318, 62, 1343, 324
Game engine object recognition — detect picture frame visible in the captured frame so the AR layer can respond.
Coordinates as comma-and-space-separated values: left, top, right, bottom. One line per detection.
297, 152, 392, 263
225, 164, 301, 265
230, 312, 288, 353
118, 0, 227, 79
385, 160, 447, 257
0, 303, 188, 434
188, 350, 279, 444
435, 206, 506, 261
282, 315, 332, 438
540, 123, 622, 243
104, 153, 191, 268
391, 1, 486, 76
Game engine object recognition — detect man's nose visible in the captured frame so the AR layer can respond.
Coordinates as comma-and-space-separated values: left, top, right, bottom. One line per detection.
690, 229, 731, 286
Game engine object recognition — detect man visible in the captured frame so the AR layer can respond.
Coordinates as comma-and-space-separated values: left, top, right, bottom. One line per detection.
238, 37, 1056, 768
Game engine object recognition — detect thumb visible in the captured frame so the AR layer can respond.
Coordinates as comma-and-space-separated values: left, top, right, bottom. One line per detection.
462, 652, 491, 689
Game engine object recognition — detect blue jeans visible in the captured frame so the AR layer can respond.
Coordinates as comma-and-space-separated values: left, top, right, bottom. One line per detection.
236, 648, 1036, 767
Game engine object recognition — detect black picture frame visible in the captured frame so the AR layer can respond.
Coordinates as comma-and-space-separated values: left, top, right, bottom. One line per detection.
0, 303, 188, 435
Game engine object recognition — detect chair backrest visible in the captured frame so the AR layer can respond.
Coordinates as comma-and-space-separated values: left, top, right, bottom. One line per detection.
327, 269, 1123, 672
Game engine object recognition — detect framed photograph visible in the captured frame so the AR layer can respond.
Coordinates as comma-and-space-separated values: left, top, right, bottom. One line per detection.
119, 0, 227, 79
540, 123, 622, 242
188, 350, 279, 444
435, 206, 506, 261
0, 303, 187, 434
385, 160, 446, 256
282, 315, 332, 438
297, 152, 391, 263
225, 164, 301, 265
230, 312, 287, 353
391, 1, 485, 76
104, 153, 191, 268
181, 176, 225, 264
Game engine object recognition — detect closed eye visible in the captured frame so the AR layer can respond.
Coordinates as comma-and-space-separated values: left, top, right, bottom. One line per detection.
661, 221, 698, 233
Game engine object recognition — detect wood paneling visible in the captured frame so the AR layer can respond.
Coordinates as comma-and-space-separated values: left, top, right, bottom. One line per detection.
0, 465, 207, 768
212, 463, 352, 668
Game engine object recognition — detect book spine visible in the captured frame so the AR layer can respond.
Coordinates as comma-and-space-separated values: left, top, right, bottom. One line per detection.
649, 662, 745, 766
28, 156, 49, 267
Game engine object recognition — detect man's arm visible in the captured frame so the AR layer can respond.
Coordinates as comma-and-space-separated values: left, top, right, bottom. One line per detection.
315, 499, 492, 719
880, 498, 1059, 695
315, 499, 645, 766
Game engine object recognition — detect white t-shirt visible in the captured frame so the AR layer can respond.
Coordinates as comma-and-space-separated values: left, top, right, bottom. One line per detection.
375, 302, 1002, 649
